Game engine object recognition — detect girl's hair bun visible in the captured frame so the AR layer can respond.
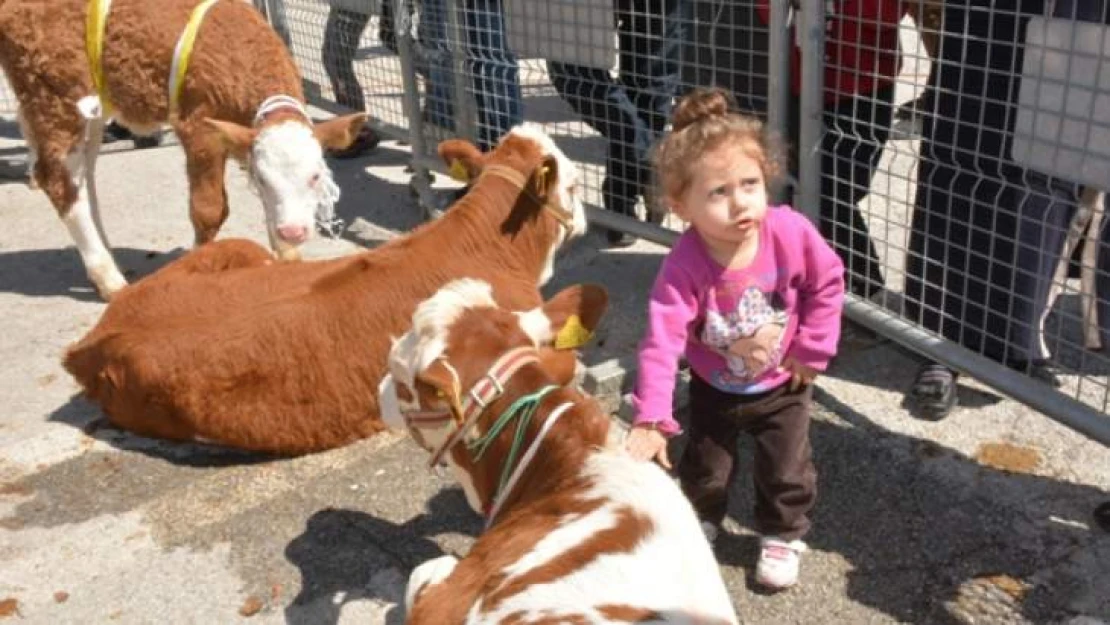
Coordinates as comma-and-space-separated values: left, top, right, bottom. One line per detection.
671, 87, 737, 132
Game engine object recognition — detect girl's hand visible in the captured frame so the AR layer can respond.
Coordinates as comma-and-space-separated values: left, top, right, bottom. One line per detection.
781, 356, 819, 391
625, 425, 672, 469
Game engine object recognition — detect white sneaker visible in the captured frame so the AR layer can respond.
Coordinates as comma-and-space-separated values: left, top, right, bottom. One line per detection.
756, 536, 806, 590
700, 521, 720, 544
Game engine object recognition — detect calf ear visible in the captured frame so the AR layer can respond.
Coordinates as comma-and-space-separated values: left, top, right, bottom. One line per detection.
415, 360, 466, 425
542, 284, 609, 350
204, 119, 257, 161
438, 139, 486, 183
314, 113, 369, 150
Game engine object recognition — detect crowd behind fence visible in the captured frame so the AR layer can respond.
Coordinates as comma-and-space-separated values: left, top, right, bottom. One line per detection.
1, 0, 1108, 446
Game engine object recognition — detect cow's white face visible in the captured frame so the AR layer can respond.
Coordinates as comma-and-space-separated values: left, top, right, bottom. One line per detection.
383, 280, 502, 513
250, 122, 341, 258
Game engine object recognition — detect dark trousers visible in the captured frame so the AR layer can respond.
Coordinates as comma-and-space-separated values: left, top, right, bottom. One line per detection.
547, 0, 690, 216
420, 0, 523, 150
677, 374, 816, 541
790, 86, 894, 298
904, 1, 1082, 363
323, 8, 371, 111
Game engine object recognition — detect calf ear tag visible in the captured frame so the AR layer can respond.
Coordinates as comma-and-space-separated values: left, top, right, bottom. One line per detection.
448, 159, 471, 183
554, 314, 593, 349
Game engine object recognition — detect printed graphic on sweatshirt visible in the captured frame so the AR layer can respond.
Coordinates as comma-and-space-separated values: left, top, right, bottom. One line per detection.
702, 285, 788, 383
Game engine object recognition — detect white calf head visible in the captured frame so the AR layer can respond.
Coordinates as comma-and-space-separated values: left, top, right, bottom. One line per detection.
205, 104, 367, 260
380, 278, 608, 514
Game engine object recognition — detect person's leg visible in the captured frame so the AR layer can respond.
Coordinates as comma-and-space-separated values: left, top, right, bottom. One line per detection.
418, 0, 456, 130
746, 385, 816, 542
819, 85, 894, 298
463, 0, 522, 150
546, 57, 641, 244
321, 8, 379, 158
745, 383, 815, 590
1007, 175, 1076, 385
620, 0, 689, 214
676, 374, 745, 537
322, 8, 370, 111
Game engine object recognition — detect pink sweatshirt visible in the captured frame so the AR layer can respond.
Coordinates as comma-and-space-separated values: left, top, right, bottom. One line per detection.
631, 206, 845, 434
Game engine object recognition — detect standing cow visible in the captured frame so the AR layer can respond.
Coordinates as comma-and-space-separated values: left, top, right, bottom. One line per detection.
0, 0, 366, 299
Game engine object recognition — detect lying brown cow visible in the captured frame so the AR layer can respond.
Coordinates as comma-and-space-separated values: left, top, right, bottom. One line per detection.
0, 0, 366, 299
380, 278, 739, 624
63, 126, 588, 454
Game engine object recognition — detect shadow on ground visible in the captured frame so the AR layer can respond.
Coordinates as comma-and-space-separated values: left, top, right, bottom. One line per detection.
284, 488, 480, 625
46, 394, 277, 468
689, 386, 1109, 623
0, 246, 187, 301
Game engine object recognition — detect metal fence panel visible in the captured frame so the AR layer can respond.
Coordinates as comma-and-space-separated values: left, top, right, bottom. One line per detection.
796, 1, 1110, 443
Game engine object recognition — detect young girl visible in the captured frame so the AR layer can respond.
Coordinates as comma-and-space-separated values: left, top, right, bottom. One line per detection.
626, 87, 845, 591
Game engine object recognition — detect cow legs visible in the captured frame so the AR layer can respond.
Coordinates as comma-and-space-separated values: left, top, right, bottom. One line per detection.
28, 101, 127, 300
177, 124, 231, 247
405, 555, 458, 615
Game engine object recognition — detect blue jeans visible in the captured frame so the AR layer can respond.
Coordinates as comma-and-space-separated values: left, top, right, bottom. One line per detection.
419, 0, 522, 150
547, 0, 689, 216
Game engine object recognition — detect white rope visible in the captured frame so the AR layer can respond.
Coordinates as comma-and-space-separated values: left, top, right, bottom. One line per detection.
484, 401, 575, 529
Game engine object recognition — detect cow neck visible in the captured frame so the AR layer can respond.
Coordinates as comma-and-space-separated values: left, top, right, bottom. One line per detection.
430, 173, 548, 275
480, 165, 575, 235
470, 371, 612, 529
465, 370, 581, 529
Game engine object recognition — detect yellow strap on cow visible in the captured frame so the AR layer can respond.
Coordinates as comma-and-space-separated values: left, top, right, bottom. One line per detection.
85, 0, 114, 116
168, 0, 221, 119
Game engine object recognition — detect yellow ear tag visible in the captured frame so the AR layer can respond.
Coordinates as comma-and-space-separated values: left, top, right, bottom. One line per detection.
554, 314, 593, 349
448, 159, 471, 183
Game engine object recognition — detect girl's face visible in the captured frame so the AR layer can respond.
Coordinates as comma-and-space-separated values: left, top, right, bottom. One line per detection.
670, 142, 768, 251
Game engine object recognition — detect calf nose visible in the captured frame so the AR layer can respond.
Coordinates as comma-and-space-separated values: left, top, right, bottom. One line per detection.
276, 224, 308, 244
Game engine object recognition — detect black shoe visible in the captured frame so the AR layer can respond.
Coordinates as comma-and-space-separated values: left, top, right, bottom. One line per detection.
133, 134, 161, 149
909, 363, 958, 420
103, 121, 133, 144
605, 228, 636, 248
1095, 500, 1110, 532
326, 126, 380, 160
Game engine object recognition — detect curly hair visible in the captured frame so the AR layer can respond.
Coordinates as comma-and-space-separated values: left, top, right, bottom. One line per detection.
652, 87, 786, 205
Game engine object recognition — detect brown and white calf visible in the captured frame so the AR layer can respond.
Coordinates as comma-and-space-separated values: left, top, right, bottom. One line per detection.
380, 279, 739, 625
0, 0, 366, 299
63, 125, 589, 455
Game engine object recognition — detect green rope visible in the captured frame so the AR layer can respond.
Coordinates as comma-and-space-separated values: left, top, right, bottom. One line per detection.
467, 384, 559, 499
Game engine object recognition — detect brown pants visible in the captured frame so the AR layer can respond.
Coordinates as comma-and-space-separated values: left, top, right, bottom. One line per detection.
677, 374, 816, 541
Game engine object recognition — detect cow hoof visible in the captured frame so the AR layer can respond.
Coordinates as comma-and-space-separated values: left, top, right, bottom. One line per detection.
405, 555, 458, 613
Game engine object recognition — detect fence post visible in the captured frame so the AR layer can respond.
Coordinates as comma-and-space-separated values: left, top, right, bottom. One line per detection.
767, 1, 792, 203
395, 0, 437, 216
445, 0, 477, 143
796, 0, 824, 222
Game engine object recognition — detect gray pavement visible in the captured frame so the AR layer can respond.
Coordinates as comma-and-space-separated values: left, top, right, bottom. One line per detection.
1, 120, 1108, 625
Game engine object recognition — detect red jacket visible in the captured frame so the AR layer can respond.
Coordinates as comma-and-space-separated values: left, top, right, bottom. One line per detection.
757, 1, 909, 102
